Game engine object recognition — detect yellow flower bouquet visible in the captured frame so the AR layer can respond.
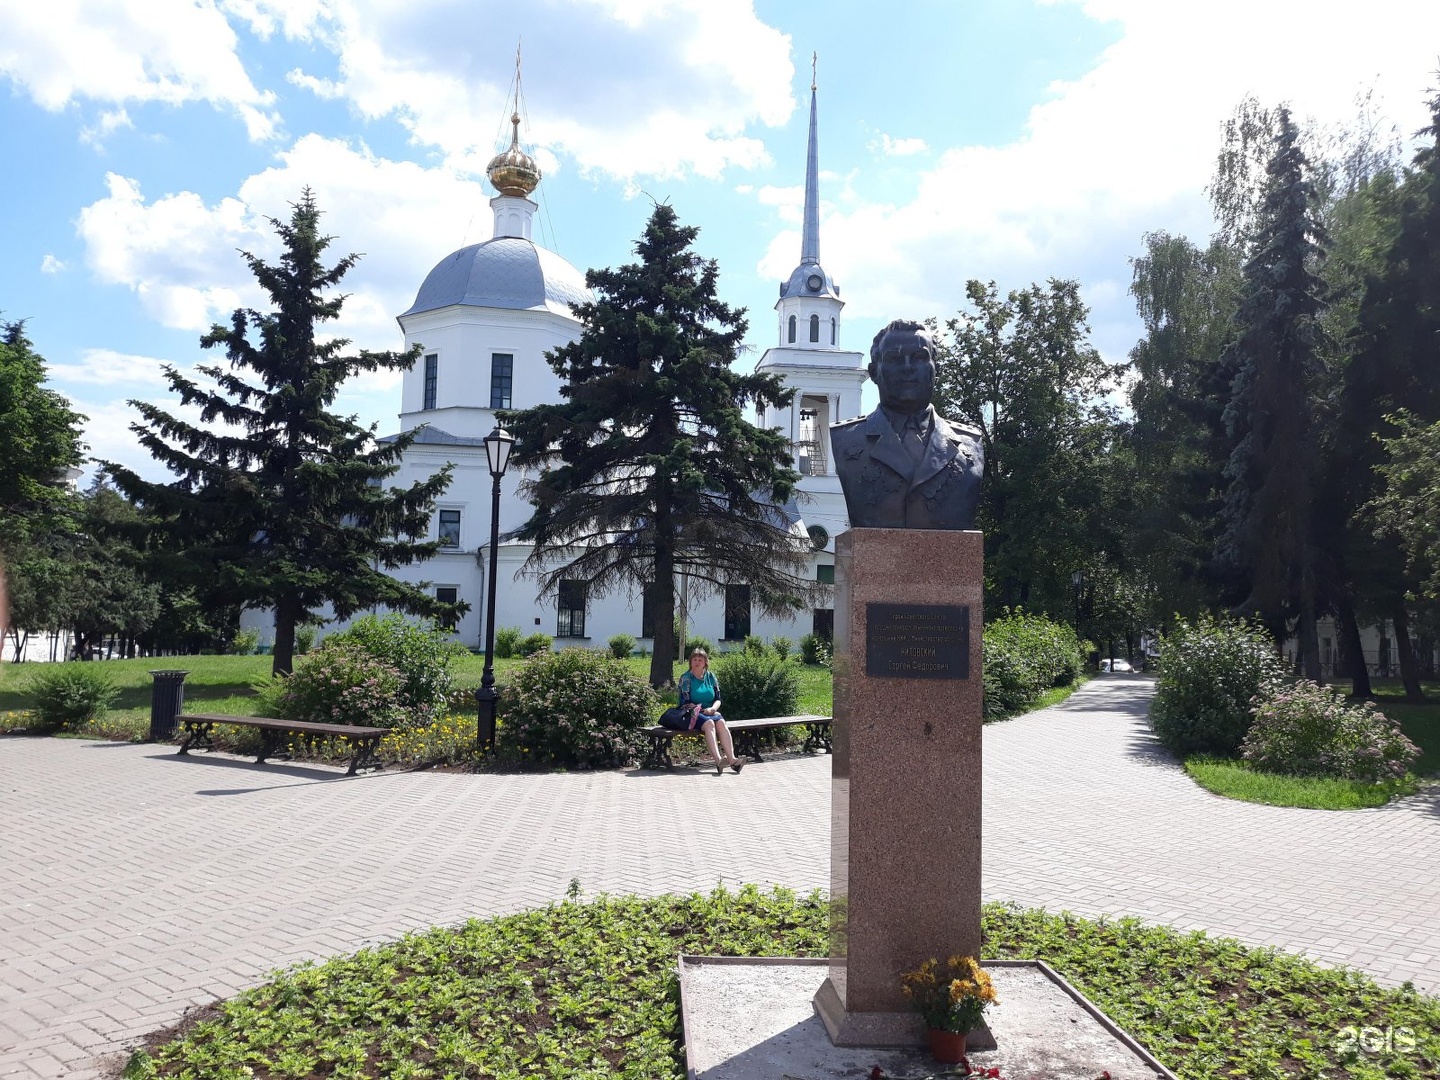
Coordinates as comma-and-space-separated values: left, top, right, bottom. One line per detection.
900, 955, 997, 1034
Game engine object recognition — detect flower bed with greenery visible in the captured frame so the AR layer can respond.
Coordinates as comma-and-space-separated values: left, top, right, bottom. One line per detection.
121, 886, 1439, 1080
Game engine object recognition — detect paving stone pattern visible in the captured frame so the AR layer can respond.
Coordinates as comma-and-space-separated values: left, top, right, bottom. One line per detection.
2, 677, 1437, 1078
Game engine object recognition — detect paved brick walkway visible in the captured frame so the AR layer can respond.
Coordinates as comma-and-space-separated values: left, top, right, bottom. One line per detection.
2, 676, 1436, 1078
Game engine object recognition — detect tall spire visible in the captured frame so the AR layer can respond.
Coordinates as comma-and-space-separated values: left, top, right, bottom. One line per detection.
801, 52, 820, 264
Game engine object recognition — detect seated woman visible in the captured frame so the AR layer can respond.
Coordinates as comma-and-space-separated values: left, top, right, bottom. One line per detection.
665, 648, 744, 775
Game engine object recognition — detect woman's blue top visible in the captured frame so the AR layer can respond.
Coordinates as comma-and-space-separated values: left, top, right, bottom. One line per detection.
679, 670, 719, 709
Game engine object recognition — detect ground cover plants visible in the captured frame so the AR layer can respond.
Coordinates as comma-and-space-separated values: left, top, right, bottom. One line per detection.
121, 885, 1439, 1080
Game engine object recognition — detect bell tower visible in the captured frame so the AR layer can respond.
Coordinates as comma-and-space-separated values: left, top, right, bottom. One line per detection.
755, 57, 866, 542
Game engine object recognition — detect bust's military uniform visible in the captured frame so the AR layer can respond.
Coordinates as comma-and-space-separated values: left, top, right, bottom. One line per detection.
829, 406, 984, 530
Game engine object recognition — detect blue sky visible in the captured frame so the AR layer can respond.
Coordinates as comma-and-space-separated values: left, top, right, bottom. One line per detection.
3, 0, 1439, 481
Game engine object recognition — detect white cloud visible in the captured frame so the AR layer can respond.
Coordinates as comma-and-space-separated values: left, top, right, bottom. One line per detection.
873, 134, 928, 157
79, 107, 135, 147
49, 348, 177, 388
760, 0, 1440, 362
0, 0, 279, 140
40, 254, 67, 274
285, 68, 344, 100
226, 0, 794, 181
75, 135, 495, 361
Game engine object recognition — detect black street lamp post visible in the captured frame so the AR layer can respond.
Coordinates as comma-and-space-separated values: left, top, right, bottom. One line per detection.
475, 424, 514, 758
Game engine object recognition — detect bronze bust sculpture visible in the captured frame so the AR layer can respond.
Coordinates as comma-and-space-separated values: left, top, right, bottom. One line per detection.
830, 319, 983, 530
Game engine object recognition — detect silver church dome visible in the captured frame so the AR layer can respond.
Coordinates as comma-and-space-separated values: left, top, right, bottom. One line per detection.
403, 237, 591, 318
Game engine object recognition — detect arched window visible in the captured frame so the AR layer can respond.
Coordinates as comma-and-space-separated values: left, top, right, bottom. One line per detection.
830, 317, 837, 345
787, 314, 796, 343
809, 314, 820, 342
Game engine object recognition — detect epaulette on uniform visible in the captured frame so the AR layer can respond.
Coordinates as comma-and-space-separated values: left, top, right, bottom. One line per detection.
831, 415, 867, 431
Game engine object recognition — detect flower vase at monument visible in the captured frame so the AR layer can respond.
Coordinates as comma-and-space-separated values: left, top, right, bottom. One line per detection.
900, 955, 998, 1063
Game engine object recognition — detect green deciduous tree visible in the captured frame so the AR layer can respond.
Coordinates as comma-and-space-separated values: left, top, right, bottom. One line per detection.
932, 278, 1129, 620
1368, 411, 1440, 609
1126, 231, 1243, 621
505, 203, 813, 688
104, 190, 460, 676
0, 321, 86, 557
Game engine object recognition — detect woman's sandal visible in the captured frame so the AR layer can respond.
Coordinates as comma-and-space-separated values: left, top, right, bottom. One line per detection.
714, 760, 725, 776
730, 758, 745, 774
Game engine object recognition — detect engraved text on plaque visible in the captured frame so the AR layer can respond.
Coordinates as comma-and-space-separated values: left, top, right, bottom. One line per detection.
865, 603, 970, 680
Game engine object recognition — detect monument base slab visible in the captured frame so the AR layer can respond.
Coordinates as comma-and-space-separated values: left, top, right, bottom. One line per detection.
679, 956, 1177, 1080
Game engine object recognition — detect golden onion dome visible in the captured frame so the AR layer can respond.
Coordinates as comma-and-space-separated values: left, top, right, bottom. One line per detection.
486, 113, 541, 197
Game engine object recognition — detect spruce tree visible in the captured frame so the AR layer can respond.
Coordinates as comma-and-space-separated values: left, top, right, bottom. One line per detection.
0, 321, 86, 558
505, 203, 813, 688
1217, 108, 1328, 678
105, 190, 459, 676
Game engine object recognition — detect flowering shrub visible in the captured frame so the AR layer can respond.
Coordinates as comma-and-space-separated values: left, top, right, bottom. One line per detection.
1150, 614, 1289, 754
274, 644, 407, 729
1241, 681, 1420, 782
900, 955, 998, 1033
712, 650, 800, 720
982, 611, 1088, 719
497, 647, 656, 768
326, 614, 466, 725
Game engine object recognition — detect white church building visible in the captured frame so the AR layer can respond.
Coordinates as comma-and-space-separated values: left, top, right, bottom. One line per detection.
247, 85, 866, 653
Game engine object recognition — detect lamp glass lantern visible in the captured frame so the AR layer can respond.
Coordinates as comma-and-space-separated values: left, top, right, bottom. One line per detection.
484, 425, 514, 478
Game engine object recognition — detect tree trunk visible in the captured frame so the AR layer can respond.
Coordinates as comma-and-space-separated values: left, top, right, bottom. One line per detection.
648, 542, 677, 689
1392, 605, 1424, 702
1337, 603, 1371, 698
272, 604, 298, 677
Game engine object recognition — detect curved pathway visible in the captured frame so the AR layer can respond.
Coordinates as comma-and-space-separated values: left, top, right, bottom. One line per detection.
1, 676, 1436, 1078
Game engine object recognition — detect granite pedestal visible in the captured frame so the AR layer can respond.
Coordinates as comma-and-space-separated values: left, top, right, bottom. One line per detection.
814, 527, 985, 1047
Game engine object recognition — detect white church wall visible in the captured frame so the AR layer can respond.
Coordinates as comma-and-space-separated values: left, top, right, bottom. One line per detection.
397, 307, 579, 435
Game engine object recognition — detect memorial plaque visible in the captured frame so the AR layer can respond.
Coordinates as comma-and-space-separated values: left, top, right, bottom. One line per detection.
865, 602, 970, 680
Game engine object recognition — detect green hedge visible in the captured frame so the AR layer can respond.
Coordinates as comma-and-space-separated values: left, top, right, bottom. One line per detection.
982, 611, 1088, 720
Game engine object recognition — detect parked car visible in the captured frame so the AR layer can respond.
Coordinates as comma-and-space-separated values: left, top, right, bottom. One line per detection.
1099, 658, 1134, 673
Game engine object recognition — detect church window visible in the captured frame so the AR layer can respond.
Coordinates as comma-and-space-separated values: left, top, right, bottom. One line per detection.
831, 317, 837, 345
435, 586, 458, 631
723, 584, 751, 641
490, 353, 514, 410
809, 314, 820, 342
557, 579, 587, 638
438, 509, 461, 549
816, 564, 835, 585
787, 315, 796, 343
422, 353, 438, 410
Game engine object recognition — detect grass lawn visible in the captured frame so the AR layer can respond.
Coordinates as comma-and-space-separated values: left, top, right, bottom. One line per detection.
1366, 681, 1440, 778
1184, 755, 1419, 810
122, 886, 1439, 1080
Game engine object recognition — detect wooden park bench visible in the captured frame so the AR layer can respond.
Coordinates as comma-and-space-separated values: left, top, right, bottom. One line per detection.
175, 713, 387, 776
640, 714, 832, 770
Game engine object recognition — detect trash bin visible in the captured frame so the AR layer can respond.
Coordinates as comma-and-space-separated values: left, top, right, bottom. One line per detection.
148, 670, 190, 742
